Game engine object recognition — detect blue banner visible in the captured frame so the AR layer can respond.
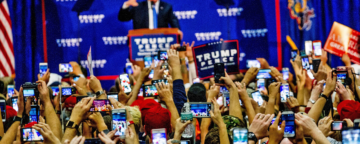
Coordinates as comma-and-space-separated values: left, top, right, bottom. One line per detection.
129, 34, 178, 61
193, 40, 239, 79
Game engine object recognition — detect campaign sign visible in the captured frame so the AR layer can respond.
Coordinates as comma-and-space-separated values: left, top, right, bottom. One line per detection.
129, 34, 178, 61
193, 40, 239, 79
324, 22, 360, 64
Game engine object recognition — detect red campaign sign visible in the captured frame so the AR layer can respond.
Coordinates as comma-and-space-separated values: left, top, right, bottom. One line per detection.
324, 22, 360, 64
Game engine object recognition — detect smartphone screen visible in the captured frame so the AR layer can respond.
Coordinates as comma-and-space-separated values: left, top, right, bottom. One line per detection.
337, 72, 347, 83
152, 79, 168, 85
112, 109, 127, 136
246, 60, 260, 68
22, 128, 43, 142
84, 139, 101, 144
233, 128, 248, 144
162, 63, 169, 78
39, 63, 48, 77
0, 100, 5, 121
143, 85, 158, 97
144, 56, 154, 79
257, 79, 265, 92
152, 129, 167, 144
181, 140, 190, 144
313, 41, 322, 56
342, 128, 360, 144
90, 100, 110, 112
282, 112, 295, 137
282, 68, 289, 80
125, 63, 133, 74
214, 63, 225, 83
23, 89, 35, 97
305, 41, 312, 55
107, 93, 118, 100
312, 59, 321, 73
29, 106, 39, 123
256, 69, 271, 79
158, 51, 168, 60
61, 87, 74, 96
291, 50, 297, 61
119, 74, 131, 93
11, 97, 18, 112
301, 57, 310, 70
138, 87, 143, 97
251, 91, 263, 106
332, 121, 343, 131
51, 86, 59, 97
280, 84, 290, 102
59, 63, 73, 73
7, 85, 14, 98
189, 103, 212, 118
76, 96, 88, 103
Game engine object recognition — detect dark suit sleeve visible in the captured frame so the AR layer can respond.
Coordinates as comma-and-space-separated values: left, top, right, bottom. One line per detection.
168, 6, 180, 29
118, 5, 134, 22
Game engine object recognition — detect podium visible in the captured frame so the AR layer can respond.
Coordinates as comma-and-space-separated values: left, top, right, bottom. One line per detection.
128, 28, 181, 67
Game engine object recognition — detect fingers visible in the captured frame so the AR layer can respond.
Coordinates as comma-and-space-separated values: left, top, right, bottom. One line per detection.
263, 114, 272, 122
273, 111, 282, 125
280, 120, 286, 132
266, 114, 275, 124
86, 97, 95, 108
254, 113, 261, 120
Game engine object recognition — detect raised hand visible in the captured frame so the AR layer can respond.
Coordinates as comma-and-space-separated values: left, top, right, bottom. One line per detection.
311, 62, 327, 81
118, 83, 132, 104
153, 61, 165, 80
33, 122, 61, 144
268, 112, 285, 144
317, 116, 334, 137
124, 0, 138, 7
37, 69, 50, 84
242, 67, 259, 86
210, 98, 225, 126
69, 97, 95, 125
156, 82, 173, 103
323, 71, 337, 97
249, 113, 275, 139
88, 75, 103, 93
36, 80, 51, 105
335, 81, 351, 101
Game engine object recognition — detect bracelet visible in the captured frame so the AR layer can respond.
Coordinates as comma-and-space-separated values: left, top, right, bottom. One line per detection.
188, 60, 194, 63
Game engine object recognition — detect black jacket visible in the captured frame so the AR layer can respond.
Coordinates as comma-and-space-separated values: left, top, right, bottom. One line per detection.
118, 1, 180, 29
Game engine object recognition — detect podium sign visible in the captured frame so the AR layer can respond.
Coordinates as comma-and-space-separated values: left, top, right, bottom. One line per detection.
128, 28, 180, 61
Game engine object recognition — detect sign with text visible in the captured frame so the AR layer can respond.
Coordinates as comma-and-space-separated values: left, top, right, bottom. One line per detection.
193, 40, 239, 79
129, 34, 178, 61
324, 22, 360, 64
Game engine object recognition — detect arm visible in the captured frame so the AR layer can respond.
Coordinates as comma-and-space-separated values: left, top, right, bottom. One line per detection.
265, 82, 280, 115
295, 114, 330, 144
156, 82, 179, 131
209, 98, 230, 144
37, 80, 62, 139
235, 82, 255, 124
0, 108, 3, 137
306, 80, 324, 107
127, 68, 151, 105
118, 0, 137, 22
241, 67, 259, 86
201, 85, 219, 144
221, 71, 242, 120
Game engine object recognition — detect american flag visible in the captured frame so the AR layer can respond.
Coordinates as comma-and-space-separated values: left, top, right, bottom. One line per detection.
0, 0, 14, 77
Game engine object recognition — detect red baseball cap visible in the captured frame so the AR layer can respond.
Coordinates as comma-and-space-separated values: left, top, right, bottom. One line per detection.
6, 105, 17, 120
144, 105, 172, 136
337, 100, 360, 121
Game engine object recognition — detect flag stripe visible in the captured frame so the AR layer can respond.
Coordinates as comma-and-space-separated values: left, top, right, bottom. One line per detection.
0, 9, 12, 43
0, 41, 14, 73
0, 3, 11, 29
0, 53, 10, 76
0, 19, 14, 55
1, 1, 9, 16
0, 0, 14, 77
0, 29, 14, 66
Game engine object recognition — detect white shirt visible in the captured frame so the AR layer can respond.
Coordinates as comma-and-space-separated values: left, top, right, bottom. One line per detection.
122, 0, 160, 29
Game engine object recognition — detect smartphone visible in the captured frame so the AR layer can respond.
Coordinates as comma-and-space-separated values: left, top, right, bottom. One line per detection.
125, 62, 133, 74
50, 86, 59, 97
257, 79, 265, 92
177, 46, 187, 51
59, 63, 73, 73
152, 128, 167, 144
143, 85, 158, 97
282, 68, 289, 81
112, 108, 127, 138
158, 51, 168, 60
119, 74, 132, 94
107, 92, 118, 100
291, 50, 297, 61
29, 105, 40, 123
214, 63, 225, 84
188, 102, 213, 118
355, 119, 360, 127
39, 63, 48, 77
61, 87, 76, 97
162, 62, 169, 78
305, 41, 313, 55
233, 128, 248, 144
300, 50, 306, 57
313, 40, 322, 56
152, 79, 168, 85
312, 59, 321, 73
76, 96, 88, 103
246, 60, 260, 68
90, 99, 110, 112
11, 97, 18, 112
282, 111, 296, 138
7, 84, 14, 98
251, 91, 263, 106
181, 140, 190, 144
84, 138, 101, 144
144, 55, 154, 79
301, 57, 310, 70
256, 69, 271, 79
332, 121, 346, 131
23, 88, 36, 97
0, 100, 5, 122
336, 67, 347, 84
280, 84, 290, 103
342, 128, 360, 144
21, 128, 43, 142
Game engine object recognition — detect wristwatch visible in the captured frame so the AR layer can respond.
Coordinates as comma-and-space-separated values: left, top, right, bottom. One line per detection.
309, 98, 316, 104
66, 121, 79, 129
248, 132, 258, 142
95, 90, 104, 97
320, 93, 329, 100
127, 120, 134, 126
13, 116, 22, 122
171, 140, 181, 143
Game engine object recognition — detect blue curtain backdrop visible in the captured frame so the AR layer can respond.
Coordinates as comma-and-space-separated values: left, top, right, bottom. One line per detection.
7, 0, 360, 90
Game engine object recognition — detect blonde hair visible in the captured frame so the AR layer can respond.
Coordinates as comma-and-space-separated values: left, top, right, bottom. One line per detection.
126, 106, 141, 132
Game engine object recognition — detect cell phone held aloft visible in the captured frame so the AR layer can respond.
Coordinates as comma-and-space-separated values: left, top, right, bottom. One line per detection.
214, 63, 225, 84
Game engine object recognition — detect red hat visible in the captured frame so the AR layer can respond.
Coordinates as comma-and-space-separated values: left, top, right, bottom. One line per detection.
64, 96, 77, 108
144, 105, 172, 137
337, 100, 360, 121
130, 96, 145, 108
136, 99, 160, 124
6, 105, 17, 120
24, 122, 38, 128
